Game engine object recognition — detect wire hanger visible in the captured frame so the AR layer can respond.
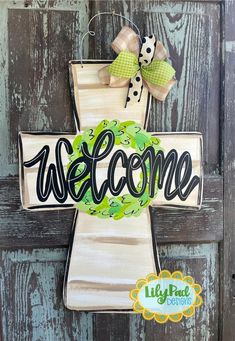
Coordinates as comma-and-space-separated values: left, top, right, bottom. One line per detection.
79, 11, 141, 67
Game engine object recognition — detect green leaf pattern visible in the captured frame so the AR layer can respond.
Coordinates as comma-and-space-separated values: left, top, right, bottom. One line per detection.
68, 120, 162, 219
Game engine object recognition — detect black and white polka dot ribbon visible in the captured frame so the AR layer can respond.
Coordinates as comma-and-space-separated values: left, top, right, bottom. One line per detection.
126, 35, 156, 106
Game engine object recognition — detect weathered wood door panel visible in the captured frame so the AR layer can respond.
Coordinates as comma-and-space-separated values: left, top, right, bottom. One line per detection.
0, 0, 233, 340
0, 244, 218, 340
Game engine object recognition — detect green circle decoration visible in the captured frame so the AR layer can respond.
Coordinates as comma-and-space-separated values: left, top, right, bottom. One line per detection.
69, 120, 162, 219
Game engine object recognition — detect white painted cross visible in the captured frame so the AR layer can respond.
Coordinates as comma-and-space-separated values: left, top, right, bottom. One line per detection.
19, 62, 203, 312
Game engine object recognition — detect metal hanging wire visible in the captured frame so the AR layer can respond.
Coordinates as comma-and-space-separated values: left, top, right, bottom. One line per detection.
79, 11, 141, 67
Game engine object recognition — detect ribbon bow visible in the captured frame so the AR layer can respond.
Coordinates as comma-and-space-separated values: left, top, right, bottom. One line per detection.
98, 26, 176, 106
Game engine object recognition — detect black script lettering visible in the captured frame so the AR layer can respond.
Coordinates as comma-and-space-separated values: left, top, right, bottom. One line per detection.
66, 155, 91, 201
107, 150, 127, 196
81, 130, 115, 204
175, 152, 199, 200
140, 147, 200, 201
127, 153, 148, 197
24, 138, 73, 203
24, 131, 201, 205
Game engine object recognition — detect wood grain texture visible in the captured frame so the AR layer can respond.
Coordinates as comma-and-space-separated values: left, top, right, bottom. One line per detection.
94, 313, 130, 341
0, 244, 219, 340
0, 0, 226, 339
0, 1, 17, 176
0, 175, 222, 248
0, 0, 89, 177
144, 243, 219, 341
8, 4, 87, 164
0, 248, 94, 341
89, 1, 221, 174
4, 1, 221, 174
94, 243, 219, 341
151, 175, 223, 243
76, 2, 222, 337
70, 62, 150, 130
222, 0, 235, 339
19, 132, 202, 209
65, 210, 156, 311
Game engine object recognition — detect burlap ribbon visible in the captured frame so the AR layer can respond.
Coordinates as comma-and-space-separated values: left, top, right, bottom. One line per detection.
98, 26, 176, 106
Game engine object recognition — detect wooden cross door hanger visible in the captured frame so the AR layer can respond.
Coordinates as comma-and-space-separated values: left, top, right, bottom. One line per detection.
18, 16, 203, 312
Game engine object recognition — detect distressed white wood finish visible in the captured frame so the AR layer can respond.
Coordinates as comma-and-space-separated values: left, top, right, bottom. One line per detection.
70, 62, 150, 130
18, 60, 203, 313
19, 133, 75, 209
64, 209, 155, 311
0, 0, 224, 337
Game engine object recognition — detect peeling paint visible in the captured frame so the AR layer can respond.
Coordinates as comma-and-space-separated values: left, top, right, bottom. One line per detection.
0, 0, 222, 339
226, 41, 235, 53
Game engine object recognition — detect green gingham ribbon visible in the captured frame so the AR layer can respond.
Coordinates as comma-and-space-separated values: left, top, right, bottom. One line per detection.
108, 50, 175, 87
98, 28, 176, 104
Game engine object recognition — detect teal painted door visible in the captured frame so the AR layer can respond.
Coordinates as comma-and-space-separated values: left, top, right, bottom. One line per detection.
0, 0, 234, 340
